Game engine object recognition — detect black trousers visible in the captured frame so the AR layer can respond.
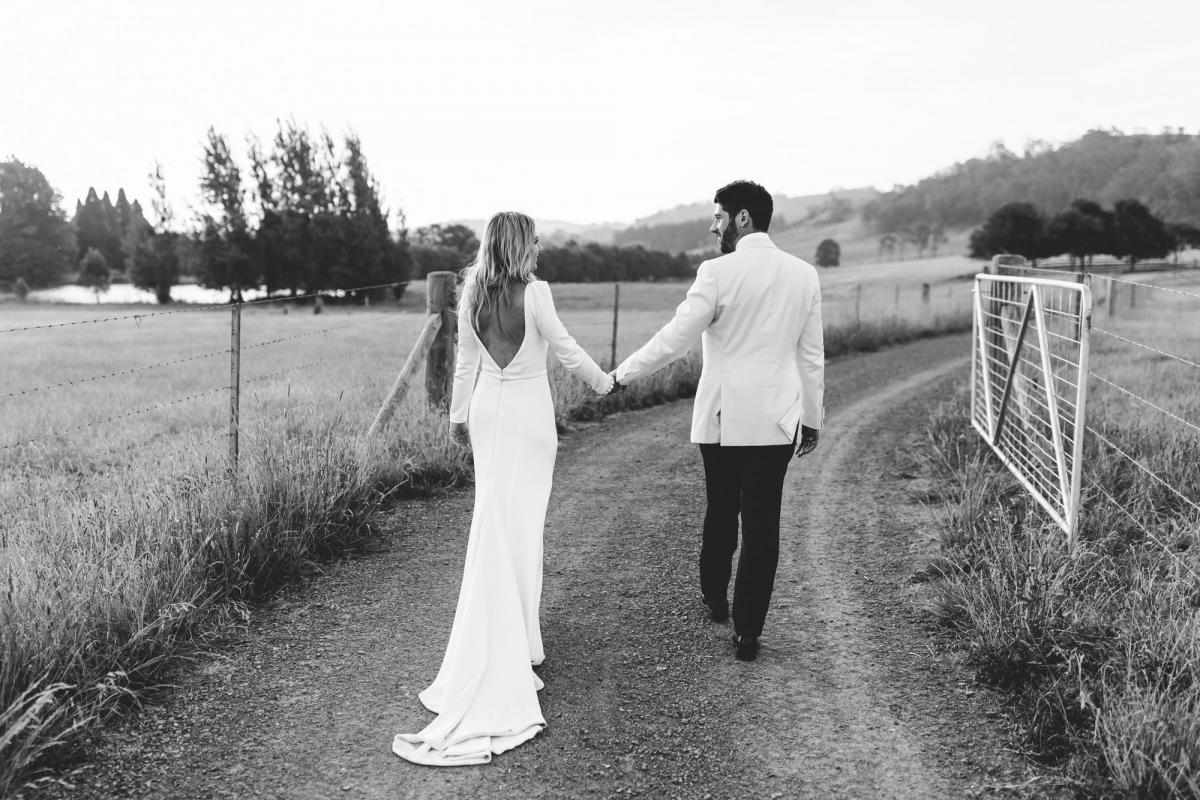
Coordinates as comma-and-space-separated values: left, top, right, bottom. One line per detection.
698, 442, 793, 638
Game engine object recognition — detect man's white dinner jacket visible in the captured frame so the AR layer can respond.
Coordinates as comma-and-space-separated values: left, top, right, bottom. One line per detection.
614, 232, 824, 446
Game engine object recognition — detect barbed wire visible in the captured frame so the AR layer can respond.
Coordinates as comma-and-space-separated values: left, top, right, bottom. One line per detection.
240, 348, 389, 389
1092, 328, 1200, 373
2, 312, 408, 402
1086, 426, 1200, 517
1002, 264, 1200, 303
0, 347, 229, 401
1090, 373, 1200, 439
1088, 477, 1200, 585
238, 281, 410, 309
0, 281, 412, 335
242, 312, 400, 352
1, 386, 228, 452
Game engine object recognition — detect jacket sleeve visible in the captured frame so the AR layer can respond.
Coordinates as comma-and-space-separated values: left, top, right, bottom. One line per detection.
797, 283, 825, 430
614, 261, 717, 383
532, 281, 613, 393
448, 291, 481, 424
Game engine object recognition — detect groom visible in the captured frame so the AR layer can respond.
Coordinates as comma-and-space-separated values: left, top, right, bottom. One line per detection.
612, 180, 824, 661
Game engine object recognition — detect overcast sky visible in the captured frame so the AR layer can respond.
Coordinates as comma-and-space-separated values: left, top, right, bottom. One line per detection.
3, 0, 1196, 228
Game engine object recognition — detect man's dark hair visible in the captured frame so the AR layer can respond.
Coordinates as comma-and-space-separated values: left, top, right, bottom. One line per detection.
714, 180, 773, 232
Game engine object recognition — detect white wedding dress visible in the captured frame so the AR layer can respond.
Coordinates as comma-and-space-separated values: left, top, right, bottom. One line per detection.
393, 279, 611, 767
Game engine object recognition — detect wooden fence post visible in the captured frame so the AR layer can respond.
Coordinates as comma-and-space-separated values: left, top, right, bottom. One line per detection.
610, 283, 620, 370
228, 301, 242, 475
921, 283, 930, 303
365, 312, 443, 442
1129, 282, 1137, 310
854, 284, 862, 324
425, 271, 457, 410
893, 284, 900, 314
1107, 277, 1117, 317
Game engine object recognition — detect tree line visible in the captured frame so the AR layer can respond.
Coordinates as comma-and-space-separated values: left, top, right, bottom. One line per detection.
968, 198, 1200, 267
408, 223, 695, 283
1, 129, 697, 303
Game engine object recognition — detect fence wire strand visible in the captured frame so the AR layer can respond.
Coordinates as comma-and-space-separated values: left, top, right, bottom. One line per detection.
0, 347, 230, 400
1088, 477, 1200, 585
1092, 327, 1200, 373
2, 386, 229, 451
1089, 372, 1200, 439
1086, 426, 1200, 517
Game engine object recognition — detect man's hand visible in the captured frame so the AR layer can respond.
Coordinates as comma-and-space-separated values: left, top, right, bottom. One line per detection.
795, 425, 819, 459
450, 421, 470, 446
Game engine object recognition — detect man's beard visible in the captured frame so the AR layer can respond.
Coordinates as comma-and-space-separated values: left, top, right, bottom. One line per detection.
719, 219, 738, 254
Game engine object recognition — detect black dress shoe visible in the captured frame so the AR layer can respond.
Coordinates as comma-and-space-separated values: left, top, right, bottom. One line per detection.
732, 634, 760, 661
700, 597, 729, 623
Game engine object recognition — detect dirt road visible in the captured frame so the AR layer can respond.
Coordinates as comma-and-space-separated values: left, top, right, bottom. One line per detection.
39, 333, 1044, 799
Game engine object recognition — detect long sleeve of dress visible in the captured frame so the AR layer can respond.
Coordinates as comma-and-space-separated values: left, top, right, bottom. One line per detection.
448, 293, 481, 424
531, 281, 613, 393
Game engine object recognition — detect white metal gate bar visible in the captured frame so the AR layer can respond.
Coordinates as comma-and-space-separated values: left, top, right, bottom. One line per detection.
971, 273, 1092, 543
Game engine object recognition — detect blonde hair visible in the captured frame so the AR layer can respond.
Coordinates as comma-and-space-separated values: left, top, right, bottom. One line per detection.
461, 211, 538, 334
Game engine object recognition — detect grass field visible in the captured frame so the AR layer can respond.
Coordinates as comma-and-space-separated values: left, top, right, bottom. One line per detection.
916, 270, 1200, 798
0, 270, 974, 794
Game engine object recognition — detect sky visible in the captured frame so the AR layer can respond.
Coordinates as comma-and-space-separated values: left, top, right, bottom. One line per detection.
3, 0, 1197, 229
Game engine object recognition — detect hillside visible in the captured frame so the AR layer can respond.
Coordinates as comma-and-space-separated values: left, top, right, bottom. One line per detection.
631, 187, 878, 229
863, 129, 1200, 233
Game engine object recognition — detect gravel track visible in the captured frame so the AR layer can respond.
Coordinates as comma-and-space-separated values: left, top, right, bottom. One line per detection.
35, 333, 1049, 800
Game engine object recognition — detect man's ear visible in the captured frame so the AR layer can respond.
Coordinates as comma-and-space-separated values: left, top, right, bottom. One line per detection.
737, 210, 751, 229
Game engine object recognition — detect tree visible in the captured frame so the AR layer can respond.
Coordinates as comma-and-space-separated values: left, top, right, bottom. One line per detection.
1166, 222, 1200, 265
877, 233, 897, 261
929, 222, 948, 257
814, 239, 840, 267
128, 162, 180, 303
198, 127, 256, 299
909, 223, 932, 259
414, 223, 479, 258
1045, 199, 1114, 266
74, 187, 117, 267
78, 247, 111, 301
968, 202, 1050, 264
341, 132, 410, 299
1110, 199, 1173, 268
0, 159, 75, 288
13, 276, 30, 302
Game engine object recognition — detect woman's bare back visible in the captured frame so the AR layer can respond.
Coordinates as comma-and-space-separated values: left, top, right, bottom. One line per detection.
474, 282, 528, 369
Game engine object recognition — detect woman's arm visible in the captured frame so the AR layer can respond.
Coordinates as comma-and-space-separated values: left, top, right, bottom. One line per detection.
531, 281, 614, 394
448, 292, 481, 424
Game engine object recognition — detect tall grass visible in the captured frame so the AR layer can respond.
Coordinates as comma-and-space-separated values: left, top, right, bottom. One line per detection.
0, 290, 971, 796
918, 385, 1200, 798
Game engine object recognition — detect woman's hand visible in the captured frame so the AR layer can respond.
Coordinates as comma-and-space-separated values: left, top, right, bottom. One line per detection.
604, 371, 624, 396
450, 421, 470, 446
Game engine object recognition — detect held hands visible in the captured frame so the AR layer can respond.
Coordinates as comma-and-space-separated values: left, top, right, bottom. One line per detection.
606, 371, 626, 396
794, 425, 819, 459
449, 421, 470, 447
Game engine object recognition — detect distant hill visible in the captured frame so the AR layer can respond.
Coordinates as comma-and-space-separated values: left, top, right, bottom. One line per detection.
629, 187, 878, 229
444, 218, 619, 245
863, 129, 1200, 233
614, 188, 880, 254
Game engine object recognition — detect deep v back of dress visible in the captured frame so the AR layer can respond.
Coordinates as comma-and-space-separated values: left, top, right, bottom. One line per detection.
473, 284, 528, 370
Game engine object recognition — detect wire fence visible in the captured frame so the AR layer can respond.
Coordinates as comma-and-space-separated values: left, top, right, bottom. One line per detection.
0, 280, 417, 503
992, 260, 1200, 576
0, 275, 642, 518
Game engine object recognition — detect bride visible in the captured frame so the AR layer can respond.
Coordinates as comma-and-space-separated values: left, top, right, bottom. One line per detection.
393, 211, 615, 766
